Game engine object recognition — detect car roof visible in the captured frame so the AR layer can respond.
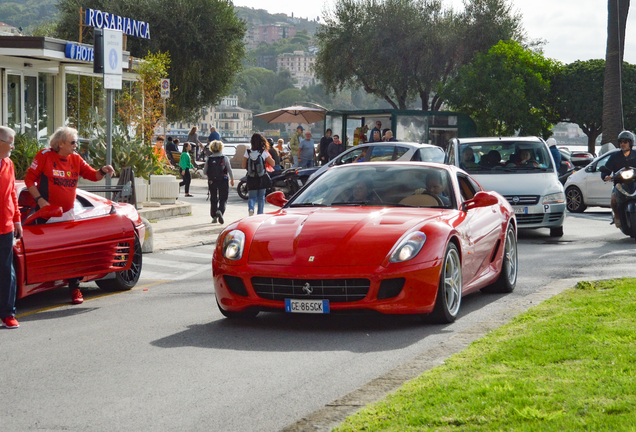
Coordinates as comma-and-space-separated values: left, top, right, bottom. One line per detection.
330, 160, 454, 172
454, 136, 543, 144
351, 141, 440, 149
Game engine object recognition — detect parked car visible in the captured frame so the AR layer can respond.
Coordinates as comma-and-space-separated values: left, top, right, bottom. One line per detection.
213, 162, 517, 323
564, 149, 618, 212
13, 182, 145, 299
445, 136, 566, 237
558, 149, 576, 185
297, 142, 445, 184
570, 150, 595, 167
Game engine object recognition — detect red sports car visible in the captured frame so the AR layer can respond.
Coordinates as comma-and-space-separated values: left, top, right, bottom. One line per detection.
213, 163, 517, 323
13, 181, 144, 300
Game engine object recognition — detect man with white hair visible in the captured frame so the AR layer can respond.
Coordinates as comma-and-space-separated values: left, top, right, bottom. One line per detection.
25, 126, 114, 305
0, 126, 21, 328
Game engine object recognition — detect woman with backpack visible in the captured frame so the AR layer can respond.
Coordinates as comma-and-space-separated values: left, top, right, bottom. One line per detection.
204, 140, 234, 224
179, 142, 194, 197
243, 133, 275, 216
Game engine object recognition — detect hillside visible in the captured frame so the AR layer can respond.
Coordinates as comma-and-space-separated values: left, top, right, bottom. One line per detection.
235, 6, 321, 38
0, 0, 57, 31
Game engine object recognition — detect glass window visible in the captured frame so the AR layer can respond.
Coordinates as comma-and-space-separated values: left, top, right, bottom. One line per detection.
7, 74, 21, 132
38, 73, 55, 143
24, 76, 38, 138
395, 146, 409, 160
396, 115, 428, 143
412, 147, 445, 163
368, 145, 395, 161
337, 147, 368, 165
457, 140, 554, 173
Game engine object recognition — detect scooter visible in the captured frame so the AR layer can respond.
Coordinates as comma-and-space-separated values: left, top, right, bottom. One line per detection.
237, 167, 303, 200
601, 165, 636, 239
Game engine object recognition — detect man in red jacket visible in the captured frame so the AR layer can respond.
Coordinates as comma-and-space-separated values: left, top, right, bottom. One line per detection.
25, 126, 114, 304
0, 126, 22, 328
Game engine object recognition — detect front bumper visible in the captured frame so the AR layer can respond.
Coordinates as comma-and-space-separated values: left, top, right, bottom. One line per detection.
512, 203, 566, 229
213, 259, 443, 315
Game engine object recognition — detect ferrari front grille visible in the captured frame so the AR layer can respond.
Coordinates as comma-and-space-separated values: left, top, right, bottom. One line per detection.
251, 277, 370, 303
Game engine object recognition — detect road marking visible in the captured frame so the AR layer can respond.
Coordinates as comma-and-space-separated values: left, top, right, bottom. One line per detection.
143, 256, 201, 270
162, 250, 213, 260
599, 249, 636, 259
15, 280, 168, 319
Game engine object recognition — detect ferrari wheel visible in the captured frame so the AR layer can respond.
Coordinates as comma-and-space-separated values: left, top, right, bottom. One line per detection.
216, 298, 259, 319
565, 186, 586, 213
237, 181, 249, 200
97, 235, 142, 291
427, 243, 462, 324
482, 224, 517, 293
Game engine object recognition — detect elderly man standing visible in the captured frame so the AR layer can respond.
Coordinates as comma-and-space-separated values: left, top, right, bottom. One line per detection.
299, 130, 316, 168
25, 126, 114, 305
207, 126, 221, 143
0, 126, 21, 328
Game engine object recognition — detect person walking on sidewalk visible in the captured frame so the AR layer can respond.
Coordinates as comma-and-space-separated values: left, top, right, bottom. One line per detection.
243, 133, 275, 216
205, 140, 234, 224
179, 142, 194, 197
25, 126, 114, 305
0, 126, 21, 329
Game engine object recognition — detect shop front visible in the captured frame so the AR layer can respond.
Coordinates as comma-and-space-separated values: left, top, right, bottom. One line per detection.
324, 109, 477, 151
0, 36, 136, 142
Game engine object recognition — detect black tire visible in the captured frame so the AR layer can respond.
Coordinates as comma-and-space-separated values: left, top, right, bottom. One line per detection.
216, 298, 259, 319
481, 224, 517, 294
426, 243, 462, 324
565, 186, 586, 213
237, 181, 248, 200
96, 235, 142, 291
550, 226, 564, 237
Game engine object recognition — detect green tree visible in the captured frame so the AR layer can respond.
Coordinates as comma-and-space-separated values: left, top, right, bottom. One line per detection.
602, 0, 630, 145
54, 0, 246, 122
231, 68, 295, 111
315, 0, 525, 110
441, 41, 561, 137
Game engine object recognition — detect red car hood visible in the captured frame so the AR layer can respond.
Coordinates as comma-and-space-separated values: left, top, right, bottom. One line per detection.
247, 208, 443, 266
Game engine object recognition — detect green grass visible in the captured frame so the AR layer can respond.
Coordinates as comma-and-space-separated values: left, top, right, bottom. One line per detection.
336, 279, 636, 431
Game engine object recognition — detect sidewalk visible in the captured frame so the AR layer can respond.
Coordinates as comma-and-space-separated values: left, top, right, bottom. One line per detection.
139, 172, 277, 252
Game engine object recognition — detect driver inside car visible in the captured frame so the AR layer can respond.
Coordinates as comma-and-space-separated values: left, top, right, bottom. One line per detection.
414, 172, 450, 206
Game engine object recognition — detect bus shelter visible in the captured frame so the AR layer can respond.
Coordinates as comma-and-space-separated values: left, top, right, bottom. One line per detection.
324, 109, 477, 151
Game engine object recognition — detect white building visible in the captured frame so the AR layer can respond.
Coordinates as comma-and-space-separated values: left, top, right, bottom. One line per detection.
276, 51, 317, 89
167, 96, 253, 139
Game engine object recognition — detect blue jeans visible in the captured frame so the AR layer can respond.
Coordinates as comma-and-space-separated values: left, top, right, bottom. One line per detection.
292, 155, 299, 167
300, 159, 315, 168
248, 188, 266, 214
0, 231, 17, 319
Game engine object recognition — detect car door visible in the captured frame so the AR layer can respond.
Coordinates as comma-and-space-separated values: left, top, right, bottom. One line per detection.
456, 174, 501, 285
584, 153, 614, 205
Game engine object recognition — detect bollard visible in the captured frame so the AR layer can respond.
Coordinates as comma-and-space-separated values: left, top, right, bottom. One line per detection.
140, 216, 154, 253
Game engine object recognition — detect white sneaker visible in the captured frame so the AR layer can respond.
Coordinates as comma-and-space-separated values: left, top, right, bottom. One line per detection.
249, 209, 254, 216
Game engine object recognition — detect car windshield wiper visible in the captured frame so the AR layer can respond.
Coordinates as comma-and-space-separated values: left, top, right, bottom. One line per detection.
289, 202, 327, 207
331, 201, 371, 206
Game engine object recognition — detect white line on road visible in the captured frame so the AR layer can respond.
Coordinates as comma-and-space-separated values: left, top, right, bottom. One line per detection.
598, 249, 636, 259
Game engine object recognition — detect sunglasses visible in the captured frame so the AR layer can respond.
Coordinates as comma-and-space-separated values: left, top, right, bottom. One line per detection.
70, 140, 78, 145
619, 139, 631, 144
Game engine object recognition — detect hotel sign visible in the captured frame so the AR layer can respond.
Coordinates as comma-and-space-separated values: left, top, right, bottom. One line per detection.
84, 8, 150, 39
65, 43, 94, 62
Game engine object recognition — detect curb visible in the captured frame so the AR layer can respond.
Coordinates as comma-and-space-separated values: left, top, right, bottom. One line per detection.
138, 201, 192, 221
281, 277, 581, 432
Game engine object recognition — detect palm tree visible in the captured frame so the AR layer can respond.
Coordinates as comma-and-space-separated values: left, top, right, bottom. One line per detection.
601, 0, 630, 145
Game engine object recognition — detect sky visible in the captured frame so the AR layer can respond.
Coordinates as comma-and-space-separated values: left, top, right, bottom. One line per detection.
233, 0, 636, 64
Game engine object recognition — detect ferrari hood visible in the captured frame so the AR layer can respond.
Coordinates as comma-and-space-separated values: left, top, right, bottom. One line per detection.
246, 208, 441, 266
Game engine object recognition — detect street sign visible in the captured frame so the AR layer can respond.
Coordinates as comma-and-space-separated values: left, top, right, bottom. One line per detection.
103, 28, 122, 90
160, 78, 170, 99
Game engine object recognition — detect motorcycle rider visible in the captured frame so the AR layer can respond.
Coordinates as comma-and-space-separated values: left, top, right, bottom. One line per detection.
602, 131, 636, 227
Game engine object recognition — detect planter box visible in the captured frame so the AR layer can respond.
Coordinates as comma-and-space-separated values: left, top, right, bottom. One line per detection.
149, 175, 179, 205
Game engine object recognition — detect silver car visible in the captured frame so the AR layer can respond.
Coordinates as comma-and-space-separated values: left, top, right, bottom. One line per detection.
446, 136, 566, 237
307, 141, 444, 182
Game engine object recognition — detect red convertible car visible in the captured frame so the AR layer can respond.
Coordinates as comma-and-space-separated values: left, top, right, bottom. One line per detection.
213, 163, 517, 323
13, 181, 144, 300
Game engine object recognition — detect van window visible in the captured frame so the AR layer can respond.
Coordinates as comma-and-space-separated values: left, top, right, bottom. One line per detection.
458, 140, 554, 173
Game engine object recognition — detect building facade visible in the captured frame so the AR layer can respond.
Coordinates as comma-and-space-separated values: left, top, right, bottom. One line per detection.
276, 51, 317, 88
167, 96, 253, 139
244, 23, 296, 50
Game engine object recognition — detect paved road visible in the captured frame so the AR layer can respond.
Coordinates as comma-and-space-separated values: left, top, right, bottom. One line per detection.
2, 208, 636, 431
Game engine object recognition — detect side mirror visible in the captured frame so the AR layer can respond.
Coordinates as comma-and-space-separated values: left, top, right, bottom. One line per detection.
462, 191, 498, 211
23, 205, 63, 225
266, 191, 288, 207
598, 165, 610, 175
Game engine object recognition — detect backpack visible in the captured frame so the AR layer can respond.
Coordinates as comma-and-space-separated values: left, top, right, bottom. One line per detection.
206, 156, 226, 181
247, 150, 266, 178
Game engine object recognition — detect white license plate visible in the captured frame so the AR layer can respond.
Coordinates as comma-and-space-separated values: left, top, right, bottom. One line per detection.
513, 207, 528, 214
285, 299, 330, 314
297, 179, 304, 186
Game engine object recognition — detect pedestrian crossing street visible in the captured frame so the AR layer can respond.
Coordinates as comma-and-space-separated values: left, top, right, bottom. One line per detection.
140, 246, 214, 281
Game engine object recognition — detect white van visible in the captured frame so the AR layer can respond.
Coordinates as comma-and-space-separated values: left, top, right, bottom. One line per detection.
446, 136, 565, 237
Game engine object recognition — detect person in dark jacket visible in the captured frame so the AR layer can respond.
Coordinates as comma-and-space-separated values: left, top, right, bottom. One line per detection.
328, 135, 345, 161
319, 129, 333, 166
603, 131, 636, 227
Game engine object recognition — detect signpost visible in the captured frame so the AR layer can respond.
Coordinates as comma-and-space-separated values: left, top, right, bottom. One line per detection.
160, 78, 170, 137
96, 28, 123, 198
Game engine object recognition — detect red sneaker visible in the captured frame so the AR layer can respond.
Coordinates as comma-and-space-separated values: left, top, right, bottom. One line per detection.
2, 316, 19, 328
71, 288, 84, 304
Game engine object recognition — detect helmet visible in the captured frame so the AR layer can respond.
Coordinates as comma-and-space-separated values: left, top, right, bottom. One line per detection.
618, 130, 636, 148
546, 137, 557, 147
267, 138, 274, 145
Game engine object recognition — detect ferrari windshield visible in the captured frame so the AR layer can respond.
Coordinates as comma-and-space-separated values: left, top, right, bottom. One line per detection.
289, 164, 455, 209
459, 140, 554, 173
